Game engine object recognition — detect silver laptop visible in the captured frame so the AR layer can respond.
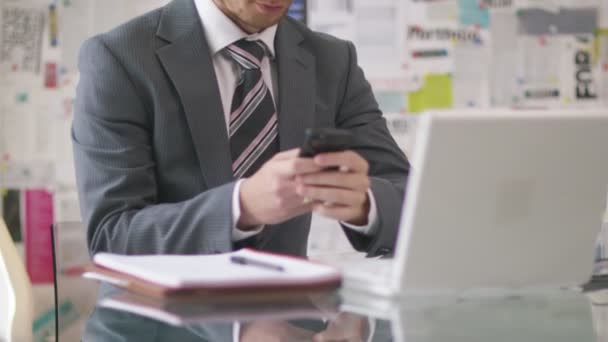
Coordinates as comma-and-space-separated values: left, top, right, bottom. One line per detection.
343, 110, 608, 296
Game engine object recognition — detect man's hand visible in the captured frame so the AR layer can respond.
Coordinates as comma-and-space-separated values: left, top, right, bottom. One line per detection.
313, 313, 369, 342
238, 149, 323, 228
296, 151, 371, 226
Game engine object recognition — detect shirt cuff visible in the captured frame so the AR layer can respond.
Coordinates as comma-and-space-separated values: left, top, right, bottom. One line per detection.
232, 179, 264, 241
233, 322, 240, 342
341, 189, 378, 236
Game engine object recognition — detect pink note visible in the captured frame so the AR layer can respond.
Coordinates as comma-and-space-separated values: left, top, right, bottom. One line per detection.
25, 189, 54, 284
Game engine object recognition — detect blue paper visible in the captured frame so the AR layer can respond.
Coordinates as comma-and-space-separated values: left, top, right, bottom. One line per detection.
459, 0, 490, 28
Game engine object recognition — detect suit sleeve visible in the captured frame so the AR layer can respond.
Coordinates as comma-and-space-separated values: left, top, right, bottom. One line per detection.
336, 41, 411, 257
72, 37, 234, 255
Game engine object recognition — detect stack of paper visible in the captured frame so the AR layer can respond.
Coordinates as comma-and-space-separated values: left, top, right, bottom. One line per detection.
77, 249, 342, 299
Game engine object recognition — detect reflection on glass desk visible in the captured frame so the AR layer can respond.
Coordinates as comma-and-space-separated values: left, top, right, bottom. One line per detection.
80, 282, 608, 342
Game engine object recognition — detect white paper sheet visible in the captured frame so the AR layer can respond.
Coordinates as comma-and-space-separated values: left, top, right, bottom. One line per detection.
309, 0, 407, 90
58, 0, 94, 73
452, 42, 490, 108
126, 0, 171, 16
0, 161, 54, 189
0, 1, 45, 74
425, 1, 459, 22
601, 0, 608, 26
353, 0, 404, 78
598, 31, 608, 106
515, 0, 560, 12
489, 8, 519, 106
0, 99, 34, 162
517, 35, 562, 106
559, 34, 601, 107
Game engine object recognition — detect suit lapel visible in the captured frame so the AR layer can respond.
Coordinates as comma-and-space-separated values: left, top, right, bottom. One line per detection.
155, 0, 233, 187
275, 20, 316, 151
154, 1, 317, 188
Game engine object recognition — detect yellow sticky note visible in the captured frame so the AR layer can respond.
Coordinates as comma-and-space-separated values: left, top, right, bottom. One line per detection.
408, 74, 453, 113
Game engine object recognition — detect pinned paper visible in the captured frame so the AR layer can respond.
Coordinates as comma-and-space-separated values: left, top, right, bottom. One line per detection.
459, 0, 490, 28
426, 1, 459, 22
518, 8, 597, 36
48, 4, 59, 47
0, 4, 45, 73
44, 62, 58, 88
408, 74, 453, 113
25, 189, 54, 284
515, 0, 560, 13
412, 49, 448, 58
482, 0, 513, 9
595, 28, 608, 65
375, 91, 408, 114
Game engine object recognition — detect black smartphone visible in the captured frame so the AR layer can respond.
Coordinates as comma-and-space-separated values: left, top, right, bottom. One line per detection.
299, 128, 354, 158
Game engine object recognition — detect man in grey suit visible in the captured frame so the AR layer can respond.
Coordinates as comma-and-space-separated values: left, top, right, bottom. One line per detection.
73, 0, 409, 258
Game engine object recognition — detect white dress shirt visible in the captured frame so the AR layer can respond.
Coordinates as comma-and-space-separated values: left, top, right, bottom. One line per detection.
194, 0, 378, 241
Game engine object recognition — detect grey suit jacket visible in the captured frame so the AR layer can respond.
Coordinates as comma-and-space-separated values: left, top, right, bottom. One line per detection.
72, 0, 410, 257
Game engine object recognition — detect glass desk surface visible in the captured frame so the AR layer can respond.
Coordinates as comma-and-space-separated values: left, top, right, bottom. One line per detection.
80, 282, 608, 342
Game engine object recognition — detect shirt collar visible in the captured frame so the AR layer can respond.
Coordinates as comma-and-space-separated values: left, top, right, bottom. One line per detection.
194, 0, 277, 58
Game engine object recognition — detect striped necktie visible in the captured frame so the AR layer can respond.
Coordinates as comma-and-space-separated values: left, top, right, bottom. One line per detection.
225, 39, 279, 179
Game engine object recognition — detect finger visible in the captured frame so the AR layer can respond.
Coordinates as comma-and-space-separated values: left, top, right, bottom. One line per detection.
272, 179, 300, 197
287, 202, 316, 217
274, 158, 323, 178
277, 193, 315, 211
297, 172, 370, 192
272, 148, 301, 160
312, 203, 359, 222
267, 179, 316, 216
297, 185, 366, 207
314, 151, 369, 173
312, 332, 339, 342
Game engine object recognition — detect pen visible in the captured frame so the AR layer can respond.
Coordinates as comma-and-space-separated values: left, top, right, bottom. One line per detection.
230, 255, 285, 272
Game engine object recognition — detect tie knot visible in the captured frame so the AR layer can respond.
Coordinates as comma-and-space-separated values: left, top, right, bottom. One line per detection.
226, 39, 267, 69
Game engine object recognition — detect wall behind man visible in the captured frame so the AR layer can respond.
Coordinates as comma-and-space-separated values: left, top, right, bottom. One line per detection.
1, 0, 608, 338
1, 0, 608, 258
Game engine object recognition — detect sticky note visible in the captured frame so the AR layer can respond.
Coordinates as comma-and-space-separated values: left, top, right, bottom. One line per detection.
459, 0, 490, 28
408, 74, 453, 113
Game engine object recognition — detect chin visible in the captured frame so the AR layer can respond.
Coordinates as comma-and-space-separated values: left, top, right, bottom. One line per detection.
251, 16, 282, 30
